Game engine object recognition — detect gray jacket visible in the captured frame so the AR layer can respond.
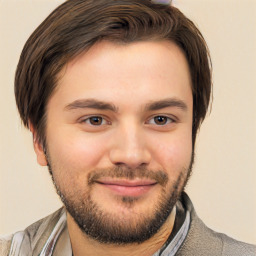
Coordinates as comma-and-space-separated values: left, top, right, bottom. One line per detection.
1, 193, 255, 255
176, 194, 255, 256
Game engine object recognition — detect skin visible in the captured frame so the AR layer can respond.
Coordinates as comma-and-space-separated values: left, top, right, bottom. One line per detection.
32, 40, 193, 256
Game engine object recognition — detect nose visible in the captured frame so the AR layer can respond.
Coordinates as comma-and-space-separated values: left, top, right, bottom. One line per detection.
109, 123, 151, 169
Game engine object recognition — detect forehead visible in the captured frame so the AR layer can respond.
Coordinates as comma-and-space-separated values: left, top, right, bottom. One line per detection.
51, 40, 192, 110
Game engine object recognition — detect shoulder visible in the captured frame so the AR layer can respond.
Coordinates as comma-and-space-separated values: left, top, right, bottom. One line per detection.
219, 233, 256, 256
0, 235, 13, 256
177, 193, 256, 256
0, 208, 65, 255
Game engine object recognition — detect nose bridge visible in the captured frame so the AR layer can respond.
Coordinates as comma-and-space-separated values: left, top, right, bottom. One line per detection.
109, 118, 151, 168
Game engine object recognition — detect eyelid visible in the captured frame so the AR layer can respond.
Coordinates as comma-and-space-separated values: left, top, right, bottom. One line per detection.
146, 114, 177, 125
79, 115, 111, 125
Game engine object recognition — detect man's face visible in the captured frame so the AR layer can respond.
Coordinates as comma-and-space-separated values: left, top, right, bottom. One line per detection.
35, 40, 193, 244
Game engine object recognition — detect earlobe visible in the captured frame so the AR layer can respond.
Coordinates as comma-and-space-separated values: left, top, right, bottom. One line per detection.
29, 122, 48, 166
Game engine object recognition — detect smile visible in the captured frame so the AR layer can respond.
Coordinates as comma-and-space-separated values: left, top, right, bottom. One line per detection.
95, 179, 158, 197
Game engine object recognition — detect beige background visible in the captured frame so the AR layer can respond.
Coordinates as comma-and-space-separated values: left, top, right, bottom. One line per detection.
0, 0, 255, 244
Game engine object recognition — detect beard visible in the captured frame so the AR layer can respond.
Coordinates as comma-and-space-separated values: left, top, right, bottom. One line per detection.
46, 152, 194, 245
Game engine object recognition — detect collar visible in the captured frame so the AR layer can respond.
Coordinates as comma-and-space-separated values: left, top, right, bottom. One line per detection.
9, 196, 190, 256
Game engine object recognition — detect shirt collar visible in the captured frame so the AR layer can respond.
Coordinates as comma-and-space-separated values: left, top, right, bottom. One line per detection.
45, 204, 190, 256
9, 198, 190, 256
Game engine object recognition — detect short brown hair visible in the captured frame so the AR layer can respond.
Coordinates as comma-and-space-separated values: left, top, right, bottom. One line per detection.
15, 0, 212, 147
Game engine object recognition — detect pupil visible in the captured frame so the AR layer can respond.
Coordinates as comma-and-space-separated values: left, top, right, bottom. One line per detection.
154, 116, 167, 125
90, 117, 102, 125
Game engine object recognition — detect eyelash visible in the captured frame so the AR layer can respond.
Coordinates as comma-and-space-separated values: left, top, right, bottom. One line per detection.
81, 116, 110, 126
80, 115, 176, 126
146, 115, 175, 125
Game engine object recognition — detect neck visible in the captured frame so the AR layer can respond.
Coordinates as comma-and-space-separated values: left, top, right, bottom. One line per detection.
67, 207, 176, 256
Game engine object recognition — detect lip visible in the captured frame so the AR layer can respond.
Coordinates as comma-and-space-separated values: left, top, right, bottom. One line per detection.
96, 179, 157, 197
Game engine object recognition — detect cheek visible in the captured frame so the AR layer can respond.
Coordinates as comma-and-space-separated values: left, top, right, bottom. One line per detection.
47, 129, 108, 173
150, 131, 192, 173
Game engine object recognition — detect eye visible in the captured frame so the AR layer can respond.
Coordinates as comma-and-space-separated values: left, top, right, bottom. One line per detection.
147, 115, 174, 125
83, 116, 108, 126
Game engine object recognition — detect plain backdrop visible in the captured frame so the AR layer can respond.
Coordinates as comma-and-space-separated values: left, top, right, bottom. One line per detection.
0, 0, 255, 244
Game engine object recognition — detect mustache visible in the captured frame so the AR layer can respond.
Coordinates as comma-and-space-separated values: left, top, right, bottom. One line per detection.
88, 166, 168, 186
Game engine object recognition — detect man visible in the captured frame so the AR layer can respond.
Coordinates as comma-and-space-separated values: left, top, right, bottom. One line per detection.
0, 0, 255, 255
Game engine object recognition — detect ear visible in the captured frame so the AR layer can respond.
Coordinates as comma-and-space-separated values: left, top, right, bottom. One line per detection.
29, 122, 48, 166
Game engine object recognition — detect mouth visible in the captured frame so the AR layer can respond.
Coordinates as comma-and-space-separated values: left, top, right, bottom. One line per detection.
95, 179, 158, 197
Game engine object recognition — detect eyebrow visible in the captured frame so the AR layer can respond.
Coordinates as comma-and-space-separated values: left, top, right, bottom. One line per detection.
64, 97, 188, 113
65, 99, 118, 112
145, 98, 188, 112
